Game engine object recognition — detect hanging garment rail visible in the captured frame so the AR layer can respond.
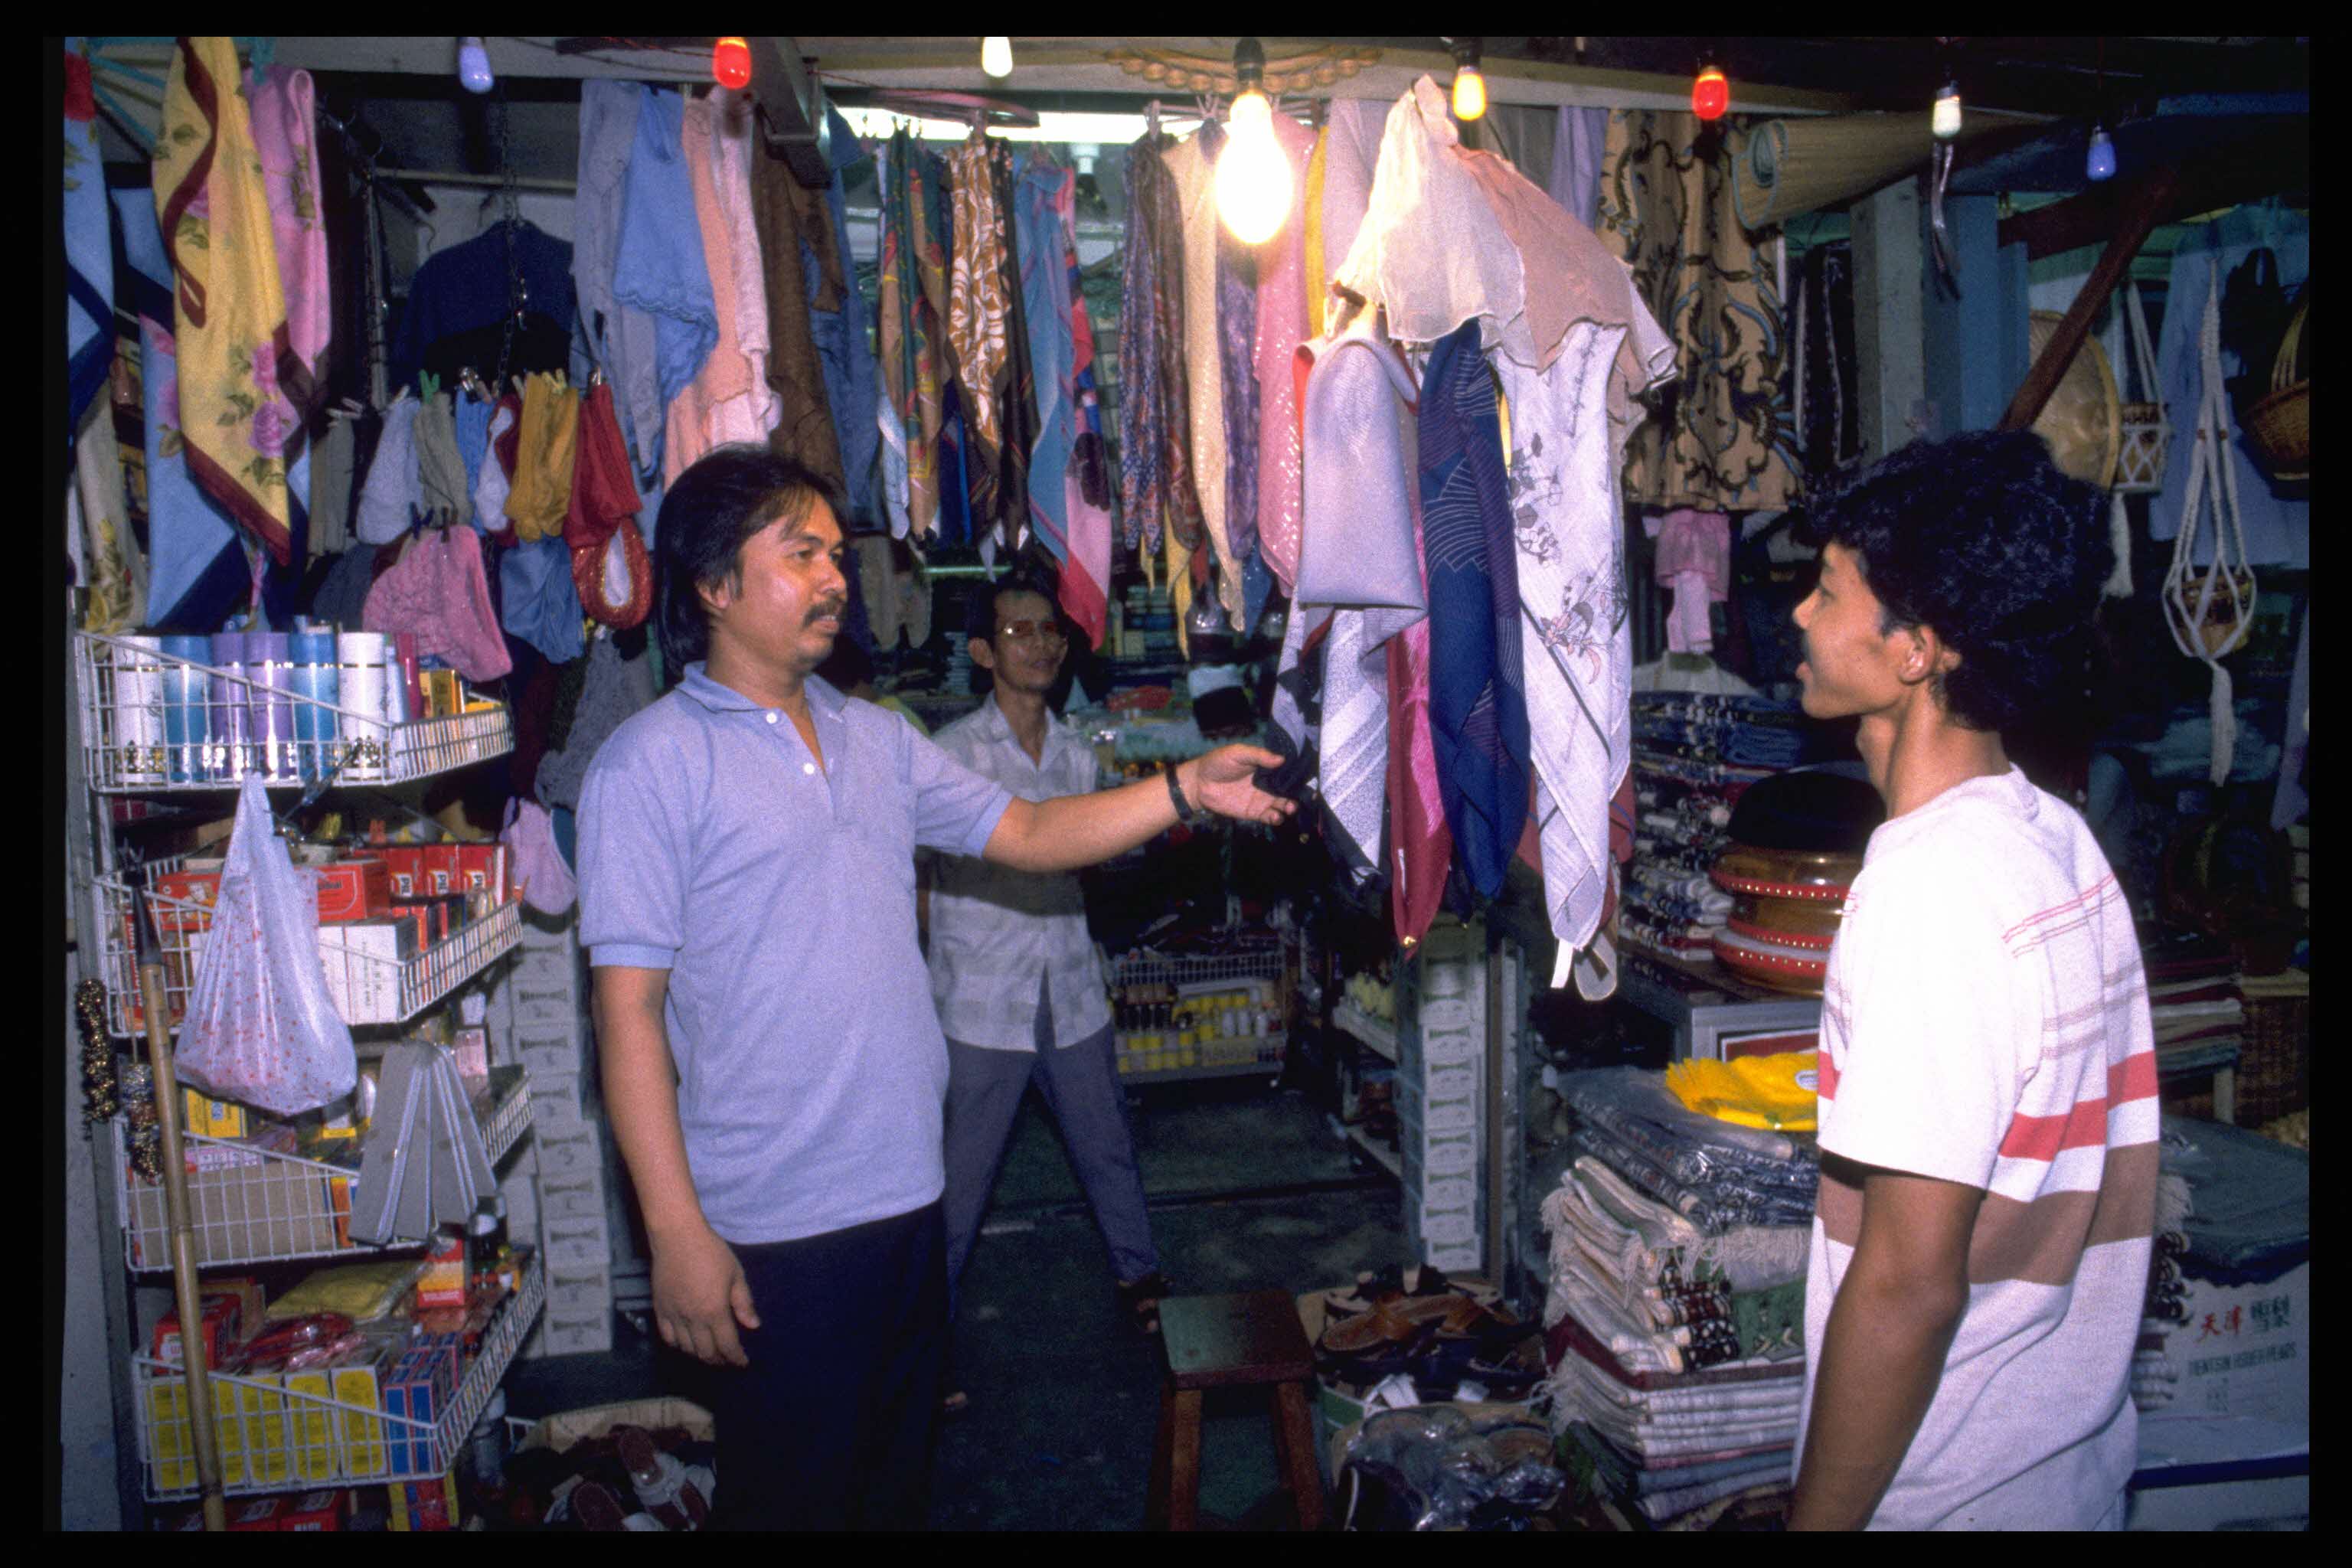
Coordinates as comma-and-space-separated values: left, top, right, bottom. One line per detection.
376, 168, 580, 194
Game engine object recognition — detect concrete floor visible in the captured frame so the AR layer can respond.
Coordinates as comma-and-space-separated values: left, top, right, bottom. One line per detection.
505, 1077, 1407, 1530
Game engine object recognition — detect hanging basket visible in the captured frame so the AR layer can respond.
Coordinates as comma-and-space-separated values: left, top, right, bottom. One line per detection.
2243, 288, 2309, 482
2168, 564, 2259, 658
2112, 282, 2172, 495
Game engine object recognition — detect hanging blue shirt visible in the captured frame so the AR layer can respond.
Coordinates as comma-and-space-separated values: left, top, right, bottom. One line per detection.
808, 106, 884, 528
612, 88, 718, 466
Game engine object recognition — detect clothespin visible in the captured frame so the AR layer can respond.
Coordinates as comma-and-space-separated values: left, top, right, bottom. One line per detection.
1146, 98, 1162, 138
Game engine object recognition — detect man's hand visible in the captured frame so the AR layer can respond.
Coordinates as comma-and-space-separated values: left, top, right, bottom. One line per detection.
1183, 746, 1298, 828
651, 1222, 762, 1368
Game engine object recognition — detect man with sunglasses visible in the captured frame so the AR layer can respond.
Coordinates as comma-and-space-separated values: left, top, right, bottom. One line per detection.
926, 574, 1171, 1409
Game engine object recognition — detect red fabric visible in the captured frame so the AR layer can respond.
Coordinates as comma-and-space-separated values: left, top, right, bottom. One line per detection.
64, 49, 94, 122
563, 384, 639, 550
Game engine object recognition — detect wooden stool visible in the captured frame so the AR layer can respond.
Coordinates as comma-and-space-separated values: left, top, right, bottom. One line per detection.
1147, 1290, 1327, 1531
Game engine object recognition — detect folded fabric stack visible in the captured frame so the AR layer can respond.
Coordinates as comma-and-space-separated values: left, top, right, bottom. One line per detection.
2141, 929, 2246, 1078
1538, 1068, 1815, 1527
1624, 694, 1811, 962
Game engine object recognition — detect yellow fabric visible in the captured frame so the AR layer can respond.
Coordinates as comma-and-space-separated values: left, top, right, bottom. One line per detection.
1664, 1051, 1820, 1132
505, 372, 581, 543
1305, 123, 1330, 340
1165, 511, 1193, 660
154, 36, 296, 564
264, 1259, 427, 1322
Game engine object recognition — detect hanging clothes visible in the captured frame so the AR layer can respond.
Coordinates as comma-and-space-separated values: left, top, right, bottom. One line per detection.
1253, 111, 1318, 596
1216, 178, 1262, 573
811, 107, 884, 528
1318, 101, 1385, 318
1116, 126, 1200, 559
472, 395, 520, 548
64, 46, 113, 434
575, 80, 665, 482
1597, 110, 1800, 511
1651, 510, 1731, 655
1549, 108, 1610, 230
612, 89, 718, 479
1418, 318, 1531, 899
505, 373, 581, 544
877, 130, 952, 541
1164, 126, 1241, 628
500, 536, 586, 665
72, 394, 146, 633
947, 134, 1018, 537
1304, 124, 1331, 341
705, 89, 782, 445
987, 140, 1040, 550
664, 95, 763, 485
394, 220, 576, 394
567, 383, 652, 631
1792, 241, 1861, 483
246, 65, 330, 416
1059, 177, 1115, 649
747, 100, 844, 488
453, 390, 493, 527
354, 392, 422, 546
412, 391, 468, 527
1012, 153, 1077, 564
155, 35, 298, 566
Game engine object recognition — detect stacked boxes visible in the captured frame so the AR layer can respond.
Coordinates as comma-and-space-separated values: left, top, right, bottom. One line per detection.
499, 914, 614, 1357
1397, 920, 1487, 1277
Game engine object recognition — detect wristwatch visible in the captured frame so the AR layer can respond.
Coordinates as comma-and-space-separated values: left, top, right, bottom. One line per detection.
1165, 760, 1198, 823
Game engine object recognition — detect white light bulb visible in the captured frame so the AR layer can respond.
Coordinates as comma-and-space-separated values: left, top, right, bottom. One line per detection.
981, 37, 1013, 78
1214, 90, 1292, 246
1932, 83, 1962, 141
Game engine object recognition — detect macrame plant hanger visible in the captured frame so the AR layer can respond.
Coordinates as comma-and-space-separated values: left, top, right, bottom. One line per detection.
2161, 264, 2257, 787
2104, 276, 2173, 596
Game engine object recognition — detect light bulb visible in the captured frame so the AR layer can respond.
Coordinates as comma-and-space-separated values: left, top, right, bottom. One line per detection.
1452, 66, 1487, 122
712, 37, 753, 91
981, 37, 1013, 78
1215, 89, 1292, 246
2086, 126, 2116, 182
1932, 81, 1962, 141
1692, 64, 1729, 122
457, 38, 494, 96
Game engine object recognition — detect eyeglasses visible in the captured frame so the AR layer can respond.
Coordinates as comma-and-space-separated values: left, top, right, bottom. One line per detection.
997, 620, 1067, 645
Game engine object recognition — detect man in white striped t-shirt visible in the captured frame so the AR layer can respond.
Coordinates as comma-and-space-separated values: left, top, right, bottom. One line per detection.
1783, 432, 2157, 1530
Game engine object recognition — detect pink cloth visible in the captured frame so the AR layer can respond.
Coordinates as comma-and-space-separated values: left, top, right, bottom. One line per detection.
361, 524, 514, 684
1253, 113, 1318, 593
245, 67, 329, 390
1387, 351, 1450, 949
1650, 508, 1730, 654
664, 96, 758, 485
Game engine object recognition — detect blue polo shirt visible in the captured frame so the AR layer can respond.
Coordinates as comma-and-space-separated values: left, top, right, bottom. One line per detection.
577, 663, 1014, 1244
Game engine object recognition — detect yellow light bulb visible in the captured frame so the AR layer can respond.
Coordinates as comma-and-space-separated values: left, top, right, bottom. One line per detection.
1452, 66, 1487, 122
1214, 89, 1292, 246
981, 37, 1013, 78
1932, 84, 1962, 140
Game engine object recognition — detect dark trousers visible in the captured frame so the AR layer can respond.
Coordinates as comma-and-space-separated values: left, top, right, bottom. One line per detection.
704, 1202, 948, 1531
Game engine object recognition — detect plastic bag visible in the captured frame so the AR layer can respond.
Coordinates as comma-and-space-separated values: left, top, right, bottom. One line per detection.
175, 776, 358, 1116
502, 796, 576, 915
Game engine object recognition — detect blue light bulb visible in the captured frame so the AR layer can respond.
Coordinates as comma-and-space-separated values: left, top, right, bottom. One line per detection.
2086, 126, 2116, 182
458, 38, 494, 95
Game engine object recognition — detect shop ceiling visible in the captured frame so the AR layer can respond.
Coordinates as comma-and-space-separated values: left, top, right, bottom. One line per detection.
98, 37, 2308, 217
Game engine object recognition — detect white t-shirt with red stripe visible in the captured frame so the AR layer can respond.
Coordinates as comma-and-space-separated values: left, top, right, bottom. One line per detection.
1797, 766, 2158, 1529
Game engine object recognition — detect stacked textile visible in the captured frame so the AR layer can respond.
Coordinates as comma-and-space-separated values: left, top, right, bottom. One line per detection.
1622, 694, 1816, 962
2140, 929, 2246, 1080
1540, 1069, 1815, 1526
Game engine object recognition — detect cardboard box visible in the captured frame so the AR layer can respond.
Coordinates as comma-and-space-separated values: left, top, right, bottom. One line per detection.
389, 1471, 462, 1531
331, 1344, 395, 1480
279, 1365, 342, 1483
518, 1038, 581, 1083
227, 1496, 284, 1531
534, 1308, 613, 1358
152, 1292, 243, 1368
381, 847, 425, 902
544, 1213, 611, 1269
537, 1132, 602, 1179
415, 1230, 468, 1310
145, 1371, 245, 1491
182, 1089, 249, 1141
2142, 1258, 2310, 1427
514, 992, 581, 1033
384, 1350, 457, 1477
233, 1377, 293, 1488
317, 920, 407, 1023
279, 1491, 343, 1531
422, 844, 459, 897
538, 1170, 607, 1220
312, 858, 392, 923
456, 843, 506, 898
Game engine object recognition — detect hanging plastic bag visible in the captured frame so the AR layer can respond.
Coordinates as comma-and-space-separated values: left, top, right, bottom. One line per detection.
502, 795, 577, 916
175, 776, 358, 1116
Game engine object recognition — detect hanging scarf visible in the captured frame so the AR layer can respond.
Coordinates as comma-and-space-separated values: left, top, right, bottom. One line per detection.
1165, 129, 1227, 606
64, 46, 113, 434
880, 131, 951, 541
1117, 127, 1200, 557
1253, 111, 1318, 596
1060, 177, 1113, 649
947, 134, 1017, 532
155, 36, 298, 564
746, 103, 841, 485
245, 65, 329, 422
988, 140, 1040, 548
1012, 157, 1076, 562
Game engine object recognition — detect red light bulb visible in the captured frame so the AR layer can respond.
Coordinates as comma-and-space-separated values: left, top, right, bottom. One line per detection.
1693, 65, 1730, 122
713, 36, 753, 91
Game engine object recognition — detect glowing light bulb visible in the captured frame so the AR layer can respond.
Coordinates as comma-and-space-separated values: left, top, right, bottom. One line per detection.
2086, 125, 2116, 182
1692, 64, 1729, 122
981, 37, 1013, 78
1215, 89, 1292, 246
712, 37, 752, 91
1452, 65, 1487, 122
1932, 81, 1962, 141
457, 38, 494, 95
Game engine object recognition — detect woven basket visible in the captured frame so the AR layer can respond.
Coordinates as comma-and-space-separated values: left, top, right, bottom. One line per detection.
2236, 978, 2311, 1127
2243, 289, 2309, 481
2115, 403, 2170, 492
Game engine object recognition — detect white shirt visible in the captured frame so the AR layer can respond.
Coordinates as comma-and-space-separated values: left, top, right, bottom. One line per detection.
925, 697, 1113, 1051
1797, 767, 2158, 1530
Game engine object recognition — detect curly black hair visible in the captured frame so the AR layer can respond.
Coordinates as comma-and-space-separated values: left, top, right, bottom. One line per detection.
1802, 430, 2113, 734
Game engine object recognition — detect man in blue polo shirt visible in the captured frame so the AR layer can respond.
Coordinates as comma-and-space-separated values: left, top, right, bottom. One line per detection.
577, 446, 1292, 1530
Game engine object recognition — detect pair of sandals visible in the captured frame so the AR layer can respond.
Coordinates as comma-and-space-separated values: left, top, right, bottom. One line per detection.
564, 1425, 713, 1531
1316, 1268, 1543, 1397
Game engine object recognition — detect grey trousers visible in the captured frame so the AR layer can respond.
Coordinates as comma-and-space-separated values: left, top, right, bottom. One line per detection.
942, 978, 1160, 1305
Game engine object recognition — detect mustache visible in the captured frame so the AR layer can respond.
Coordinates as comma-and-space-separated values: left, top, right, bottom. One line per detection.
807, 599, 847, 625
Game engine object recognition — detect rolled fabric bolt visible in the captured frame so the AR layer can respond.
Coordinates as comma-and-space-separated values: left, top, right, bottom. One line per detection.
288, 627, 343, 783
158, 635, 213, 784
113, 635, 167, 787
247, 632, 298, 781
338, 632, 390, 781
207, 630, 253, 780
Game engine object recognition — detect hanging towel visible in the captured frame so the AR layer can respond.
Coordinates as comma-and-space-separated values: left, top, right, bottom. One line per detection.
1304, 123, 1331, 341
663, 96, 760, 485
612, 88, 717, 469
1318, 100, 1384, 319
506, 373, 580, 544
1418, 319, 1532, 898
72, 396, 147, 633
354, 392, 422, 545
412, 392, 468, 527
155, 35, 298, 564
575, 80, 664, 482
707, 89, 781, 444
1165, 129, 1239, 628
64, 46, 114, 433
1116, 127, 1200, 557
1253, 110, 1318, 594
746, 103, 843, 486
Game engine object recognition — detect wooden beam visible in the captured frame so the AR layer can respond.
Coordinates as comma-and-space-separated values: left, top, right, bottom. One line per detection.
1999, 122, 2308, 260
1998, 161, 2182, 434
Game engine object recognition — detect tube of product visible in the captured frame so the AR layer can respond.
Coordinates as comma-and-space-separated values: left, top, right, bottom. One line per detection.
113, 635, 167, 788
289, 625, 342, 785
207, 630, 253, 781
158, 635, 213, 785
338, 631, 390, 782
393, 633, 424, 725
248, 632, 298, 782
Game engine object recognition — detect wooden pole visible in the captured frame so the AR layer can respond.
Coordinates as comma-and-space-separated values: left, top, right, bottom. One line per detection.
132, 888, 228, 1531
1998, 162, 2183, 434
